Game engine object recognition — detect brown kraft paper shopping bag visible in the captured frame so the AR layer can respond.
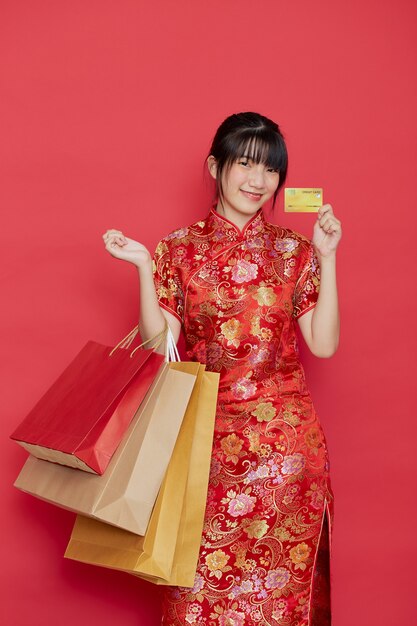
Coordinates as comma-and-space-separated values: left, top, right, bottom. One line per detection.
15, 362, 200, 535
65, 366, 219, 586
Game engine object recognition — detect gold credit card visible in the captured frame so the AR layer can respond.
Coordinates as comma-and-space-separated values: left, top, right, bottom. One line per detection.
284, 188, 323, 212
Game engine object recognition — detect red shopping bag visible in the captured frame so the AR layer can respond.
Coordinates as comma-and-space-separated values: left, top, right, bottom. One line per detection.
11, 329, 164, 474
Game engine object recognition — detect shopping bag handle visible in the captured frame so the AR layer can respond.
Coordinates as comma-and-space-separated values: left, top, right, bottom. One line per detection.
165, 325, 180, 362
109, 326, 141, 354
109, 323, 180, 362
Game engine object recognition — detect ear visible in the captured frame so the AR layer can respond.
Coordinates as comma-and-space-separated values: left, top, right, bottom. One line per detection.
207, 155, 217, 180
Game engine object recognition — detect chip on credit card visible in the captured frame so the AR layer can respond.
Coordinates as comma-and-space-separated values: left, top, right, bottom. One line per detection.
284, 188, 323, 212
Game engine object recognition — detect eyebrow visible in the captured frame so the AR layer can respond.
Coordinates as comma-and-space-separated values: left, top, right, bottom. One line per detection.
239, 152, 268, 162
239, 154, 275, 166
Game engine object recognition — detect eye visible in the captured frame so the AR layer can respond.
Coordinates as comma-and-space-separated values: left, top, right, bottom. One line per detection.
238, 160, 250, 167
267, 167, 279, 174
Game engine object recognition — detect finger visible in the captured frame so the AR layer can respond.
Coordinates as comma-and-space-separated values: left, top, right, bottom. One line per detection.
319, 215, 340, 230
105, 236, 126, 250
324, 222, 339, 234
321, 223, 341, 236
103, 234, 127, 245
103, 229, 124, 239
105, 241, 123, 254
109, 240, 127, 250
317, 204, 333, 219
318, 216, 332, 231
319, 221, 334, 235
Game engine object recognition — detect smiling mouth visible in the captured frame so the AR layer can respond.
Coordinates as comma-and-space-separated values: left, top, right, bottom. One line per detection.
241, 190, 263, 200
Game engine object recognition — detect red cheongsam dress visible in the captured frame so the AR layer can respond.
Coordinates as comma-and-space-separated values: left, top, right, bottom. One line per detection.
152, 208, 334, 626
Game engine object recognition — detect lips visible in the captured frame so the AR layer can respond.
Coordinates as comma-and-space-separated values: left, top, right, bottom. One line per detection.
241, 190, 263, 201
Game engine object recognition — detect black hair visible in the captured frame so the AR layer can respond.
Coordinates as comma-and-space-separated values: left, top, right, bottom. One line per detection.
208, 112, 288, 206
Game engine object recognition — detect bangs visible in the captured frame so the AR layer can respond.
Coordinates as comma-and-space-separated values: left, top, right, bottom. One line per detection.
225, 129, 287, 172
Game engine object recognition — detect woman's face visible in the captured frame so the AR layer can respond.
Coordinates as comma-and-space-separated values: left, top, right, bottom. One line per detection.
209, 155, 280, 224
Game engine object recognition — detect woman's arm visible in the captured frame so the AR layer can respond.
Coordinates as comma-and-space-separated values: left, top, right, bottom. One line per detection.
297, 205, 342, 358
136, 257, 181, 344
102, 230, 181, 347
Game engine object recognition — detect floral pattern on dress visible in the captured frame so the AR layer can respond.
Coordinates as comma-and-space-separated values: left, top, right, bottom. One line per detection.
153, 209, 333, 626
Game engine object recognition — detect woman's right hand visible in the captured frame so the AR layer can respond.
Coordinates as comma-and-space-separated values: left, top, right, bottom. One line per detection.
102, 229, 152, 268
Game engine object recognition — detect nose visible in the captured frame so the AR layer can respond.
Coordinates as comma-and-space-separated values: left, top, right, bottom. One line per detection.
248, 165, 266, 188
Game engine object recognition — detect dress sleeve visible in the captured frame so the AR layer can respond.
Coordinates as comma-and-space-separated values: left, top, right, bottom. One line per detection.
152, 238, 184, 323
293, 243, 321, 319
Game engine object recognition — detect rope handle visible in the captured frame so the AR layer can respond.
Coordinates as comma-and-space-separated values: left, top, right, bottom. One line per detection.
165, 325, 180, 362
109, 327, 140, 354
109, 322, 180, 362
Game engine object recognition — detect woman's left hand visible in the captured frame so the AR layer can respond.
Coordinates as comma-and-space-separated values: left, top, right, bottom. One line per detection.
312, 204, 342, 258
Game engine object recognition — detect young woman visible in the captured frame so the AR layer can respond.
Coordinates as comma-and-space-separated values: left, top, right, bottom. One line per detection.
103, 112, 341, 626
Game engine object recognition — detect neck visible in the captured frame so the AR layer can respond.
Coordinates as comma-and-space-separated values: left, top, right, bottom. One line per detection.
215, 200, 259, 231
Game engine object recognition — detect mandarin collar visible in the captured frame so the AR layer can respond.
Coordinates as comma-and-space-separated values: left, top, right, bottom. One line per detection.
207, 207, 266, 242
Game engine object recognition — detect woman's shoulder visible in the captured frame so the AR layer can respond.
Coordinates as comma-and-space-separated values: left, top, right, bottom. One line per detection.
154, 215, 209, 254
165, 217, 207, 240
264, 220, 312, 256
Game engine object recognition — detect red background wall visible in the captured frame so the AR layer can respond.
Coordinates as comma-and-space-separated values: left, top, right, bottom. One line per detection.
1, 1, 416, 624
